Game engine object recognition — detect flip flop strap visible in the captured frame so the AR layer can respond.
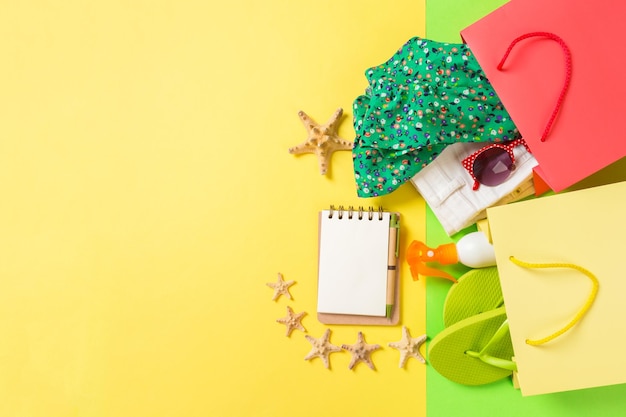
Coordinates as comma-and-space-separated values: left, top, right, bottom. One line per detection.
465, 320, 518, 372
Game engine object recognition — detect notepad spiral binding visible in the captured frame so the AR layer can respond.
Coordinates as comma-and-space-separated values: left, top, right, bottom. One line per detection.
328, 205, 385, 220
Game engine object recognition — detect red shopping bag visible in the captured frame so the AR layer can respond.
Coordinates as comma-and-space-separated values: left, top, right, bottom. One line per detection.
461, 0, 626, 192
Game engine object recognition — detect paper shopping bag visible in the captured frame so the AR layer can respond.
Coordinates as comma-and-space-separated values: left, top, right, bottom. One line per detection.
487, 181, 626, 395
461, 0, 626, 192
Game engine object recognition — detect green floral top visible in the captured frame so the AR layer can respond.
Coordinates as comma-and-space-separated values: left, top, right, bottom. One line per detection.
352, 37, 519, 197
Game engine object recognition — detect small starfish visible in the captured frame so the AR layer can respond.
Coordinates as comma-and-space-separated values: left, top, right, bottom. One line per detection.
388, 326, 427, 368
341, 331, 381, 370
288, 108, 353, 175
304, 328, 342, 369
266, 273, 295, 301
276, 306, 307, 337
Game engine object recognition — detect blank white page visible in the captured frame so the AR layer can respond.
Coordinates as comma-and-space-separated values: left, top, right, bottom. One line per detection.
317, 209, 390, 317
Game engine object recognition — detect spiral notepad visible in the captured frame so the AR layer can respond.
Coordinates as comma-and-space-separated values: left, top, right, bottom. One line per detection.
317, 205, 400, 325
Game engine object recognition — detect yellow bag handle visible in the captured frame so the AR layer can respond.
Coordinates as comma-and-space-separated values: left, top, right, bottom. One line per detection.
509, 256, 599, 346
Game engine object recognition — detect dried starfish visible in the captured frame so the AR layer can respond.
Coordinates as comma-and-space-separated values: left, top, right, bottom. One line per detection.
288, 108, 353, 175
388, 326, 427, 367
276, 306, 306, 337
304, 328, 342, 369
266, 273, 295, 301
341, 331, 381, 370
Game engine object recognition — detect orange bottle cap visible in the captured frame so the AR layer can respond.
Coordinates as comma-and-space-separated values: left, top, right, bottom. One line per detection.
406, 241, 458, 283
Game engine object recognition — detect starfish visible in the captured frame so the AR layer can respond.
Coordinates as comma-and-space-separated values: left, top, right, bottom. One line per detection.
276, 306, 306, 337
388, 326, 427, 368
304, 328, 343, 369
288, 108, 353, 175
341, 331, 381, 370
266, 273, 295, 301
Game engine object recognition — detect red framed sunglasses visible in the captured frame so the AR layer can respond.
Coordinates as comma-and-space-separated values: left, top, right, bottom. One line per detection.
461, 138, 531, 190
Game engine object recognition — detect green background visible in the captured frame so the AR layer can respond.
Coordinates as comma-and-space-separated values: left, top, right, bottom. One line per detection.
425, 0, 626, 415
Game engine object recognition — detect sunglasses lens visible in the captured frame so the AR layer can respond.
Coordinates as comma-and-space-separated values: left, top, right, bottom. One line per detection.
473, 147, 514, 186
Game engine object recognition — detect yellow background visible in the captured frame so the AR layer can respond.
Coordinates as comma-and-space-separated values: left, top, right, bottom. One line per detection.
0, 1, 427, 416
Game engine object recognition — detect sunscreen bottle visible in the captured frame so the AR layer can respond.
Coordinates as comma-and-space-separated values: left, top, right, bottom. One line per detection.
406, 231, 496, 282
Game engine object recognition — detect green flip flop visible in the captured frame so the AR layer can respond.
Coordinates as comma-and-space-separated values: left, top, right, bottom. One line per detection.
428, 307, 516, 386
443, 267, 504, 328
